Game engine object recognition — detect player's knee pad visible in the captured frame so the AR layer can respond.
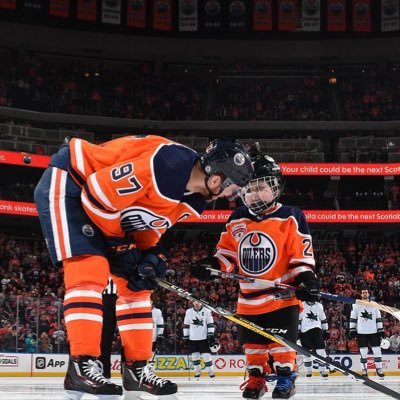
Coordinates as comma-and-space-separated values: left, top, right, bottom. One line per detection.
192, 352, 200, 362
202, 353, 212, 363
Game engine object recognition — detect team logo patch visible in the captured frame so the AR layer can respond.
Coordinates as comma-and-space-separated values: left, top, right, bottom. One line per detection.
82, 224, 95, 237
231, 222, 247, 241
121, 207, 172, 231
239, 231, 277, 275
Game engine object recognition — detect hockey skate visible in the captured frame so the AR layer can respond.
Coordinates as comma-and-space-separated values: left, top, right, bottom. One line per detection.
320, 371, 328, 380
63, 355, 122, 400
122, 360, 178, 395
209, 372, 215, 379
271, 367, 297, 399
240, 366, 267, 400
362, 369, 368, 377
194, 372, 201, 380
376, 368, 385, 380
306, 372, 312, 378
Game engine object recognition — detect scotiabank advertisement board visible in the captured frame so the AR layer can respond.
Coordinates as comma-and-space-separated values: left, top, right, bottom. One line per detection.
0, 354, 399, 377
1, 201, 400, 223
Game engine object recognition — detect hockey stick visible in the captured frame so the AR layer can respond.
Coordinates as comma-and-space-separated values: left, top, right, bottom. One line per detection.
155, 277, 400, 399
186, 352, 191, 381
207, 268, 400, 322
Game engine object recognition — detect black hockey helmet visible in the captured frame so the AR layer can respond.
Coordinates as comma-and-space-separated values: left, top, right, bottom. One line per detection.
238, 154, 284, 214
200, 139, 253, 189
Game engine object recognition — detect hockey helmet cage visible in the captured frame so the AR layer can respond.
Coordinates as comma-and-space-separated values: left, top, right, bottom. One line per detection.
238, 154, 284, 214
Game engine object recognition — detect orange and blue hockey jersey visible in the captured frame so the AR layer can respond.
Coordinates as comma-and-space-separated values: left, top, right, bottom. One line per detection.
215, 203, 315, 315
36, 135, 207, 264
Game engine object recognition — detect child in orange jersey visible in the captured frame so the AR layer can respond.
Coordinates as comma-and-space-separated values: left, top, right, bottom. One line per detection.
191, 152, 319, 400
34, 136, 253, 400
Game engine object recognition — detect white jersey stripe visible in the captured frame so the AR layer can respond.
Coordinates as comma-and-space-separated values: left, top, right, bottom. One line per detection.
65, 313, 103, 323
74, 139, 85, 176
289, 257, 315, 266
244, 348, 269, 354
237, 295, 275, 306
58, 170, 72, 259
49, 168, 62, 261
116, 301, 152, 311
118, 323, 153, 331
89, 173, 117, 211
269, 346, 293, 354
81, 191, 121, 220
64, 290, 103, 300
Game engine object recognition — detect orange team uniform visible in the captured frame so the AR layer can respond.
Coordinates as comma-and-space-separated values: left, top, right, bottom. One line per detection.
68, 135, 201, 243
214, 203, 315, 372
35, 135, 206, 361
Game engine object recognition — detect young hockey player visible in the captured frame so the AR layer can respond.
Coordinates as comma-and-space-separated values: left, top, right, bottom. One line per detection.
191, 153, 319, 399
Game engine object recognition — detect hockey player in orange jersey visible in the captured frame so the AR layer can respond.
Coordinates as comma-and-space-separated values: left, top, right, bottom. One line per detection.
34, 135, 253, 400
191, 151, 319, 399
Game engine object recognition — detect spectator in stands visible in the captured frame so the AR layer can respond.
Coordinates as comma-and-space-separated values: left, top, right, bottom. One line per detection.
389, 332, 400, 353
3, 326, 17, 352
38, 331, 52, 353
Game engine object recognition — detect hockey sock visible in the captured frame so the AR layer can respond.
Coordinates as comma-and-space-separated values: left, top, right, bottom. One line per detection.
63, 255, 109, 357
371, 346, 383, 369
316, 349, 327, 372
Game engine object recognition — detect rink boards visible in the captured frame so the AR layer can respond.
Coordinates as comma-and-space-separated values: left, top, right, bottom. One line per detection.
0, 353, 399, 377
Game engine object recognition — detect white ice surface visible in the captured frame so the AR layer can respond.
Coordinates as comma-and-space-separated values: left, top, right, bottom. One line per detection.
0, 376, 399, 400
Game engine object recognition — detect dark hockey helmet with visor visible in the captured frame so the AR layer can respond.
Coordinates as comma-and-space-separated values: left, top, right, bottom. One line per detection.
200, 139, 253, 193
238, 154, 284, 214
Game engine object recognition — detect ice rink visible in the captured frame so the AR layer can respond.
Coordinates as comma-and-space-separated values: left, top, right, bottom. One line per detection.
0, 376, 399, 400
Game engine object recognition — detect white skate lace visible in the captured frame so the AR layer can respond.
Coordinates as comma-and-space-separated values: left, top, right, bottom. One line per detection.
82, 359, 109, 385
139, 364, 170, 387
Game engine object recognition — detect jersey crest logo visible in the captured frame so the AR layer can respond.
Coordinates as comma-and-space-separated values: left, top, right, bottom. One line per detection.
306, 311, 318, 321
121, 207, 172, 231
361, 310, 373, 320
192, 317, 204, 327
231, 222, 247, 241
239, 231, 277, 275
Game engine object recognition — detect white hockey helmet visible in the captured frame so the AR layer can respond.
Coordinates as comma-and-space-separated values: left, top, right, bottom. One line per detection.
380, 338, 390, 350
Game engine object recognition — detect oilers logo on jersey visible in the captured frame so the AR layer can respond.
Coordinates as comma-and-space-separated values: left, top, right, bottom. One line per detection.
121, 207, 172, 232
239, 231, 277, 275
